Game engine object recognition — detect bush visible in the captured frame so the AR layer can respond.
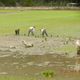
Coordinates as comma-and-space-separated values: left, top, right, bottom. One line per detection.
0, 2, 5, 6
41, 70, 55, 77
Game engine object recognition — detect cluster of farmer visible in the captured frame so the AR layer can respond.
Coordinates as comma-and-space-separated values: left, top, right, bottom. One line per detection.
15, 26, 48, 37
15, 26, 80, 55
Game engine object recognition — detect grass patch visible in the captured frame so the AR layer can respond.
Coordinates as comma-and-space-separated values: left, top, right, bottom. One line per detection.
0, 10, 80, 38
0, 75, 55, 80
41, 70, 55, 78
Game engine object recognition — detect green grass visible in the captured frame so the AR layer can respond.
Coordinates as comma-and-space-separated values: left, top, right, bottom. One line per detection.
0, 75, 55, 80
0, 10, 80, 38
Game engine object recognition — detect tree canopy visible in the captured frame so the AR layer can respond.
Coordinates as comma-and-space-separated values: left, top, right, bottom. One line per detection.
0, 0, 80, 6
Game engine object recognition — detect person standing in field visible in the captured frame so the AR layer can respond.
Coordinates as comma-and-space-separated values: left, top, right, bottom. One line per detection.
76, 40, 80, 55
75, 40, 80, 72
15, 29, 20, 35
28, 26, 35, 36
40, 28, 48, 37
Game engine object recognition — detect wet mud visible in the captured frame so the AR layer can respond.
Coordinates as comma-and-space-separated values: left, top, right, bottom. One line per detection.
0, 35, 80, 80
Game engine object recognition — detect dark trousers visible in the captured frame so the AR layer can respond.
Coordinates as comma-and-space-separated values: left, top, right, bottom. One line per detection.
42, 31, 48, 37
77, 50, 80, 55
28, 31, 34, 36
15, 30, 20, 35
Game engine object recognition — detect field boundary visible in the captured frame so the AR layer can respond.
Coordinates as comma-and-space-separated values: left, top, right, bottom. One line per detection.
0, 7, 80, 10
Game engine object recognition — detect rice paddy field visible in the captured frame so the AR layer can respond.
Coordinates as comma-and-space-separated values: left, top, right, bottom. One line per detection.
0, 10, 80, 38
0, 10, 80, 80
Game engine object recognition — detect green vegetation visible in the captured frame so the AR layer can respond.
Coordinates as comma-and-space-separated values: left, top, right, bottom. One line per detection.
0, 10, 80, 38
0, 75, 54, 80
41, 70, 55, 77
0, 0, 80, 7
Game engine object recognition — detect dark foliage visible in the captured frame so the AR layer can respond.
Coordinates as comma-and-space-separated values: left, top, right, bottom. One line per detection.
0, 0, 80, 6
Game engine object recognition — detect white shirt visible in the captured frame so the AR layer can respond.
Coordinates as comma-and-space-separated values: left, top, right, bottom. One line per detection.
41, 29, 45, 33
76, 40, 80, 46
29, 27, 35, 31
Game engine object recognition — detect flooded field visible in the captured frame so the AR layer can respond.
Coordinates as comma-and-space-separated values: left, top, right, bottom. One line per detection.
0, 54, 80, 80
0, 35, 80, 80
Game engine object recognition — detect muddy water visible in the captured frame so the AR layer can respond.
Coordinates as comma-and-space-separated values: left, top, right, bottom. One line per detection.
0, 53, 80, 80
0, 35, 79, 80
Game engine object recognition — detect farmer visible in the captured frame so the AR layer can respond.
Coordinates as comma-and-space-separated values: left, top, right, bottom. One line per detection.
76, 40, 80, 55
40, 28, 48, 37
15, 29, 20, 35
28, 26, 35, 36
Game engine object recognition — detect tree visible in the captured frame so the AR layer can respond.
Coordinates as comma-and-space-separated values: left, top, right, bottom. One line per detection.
0, 0, 80, 6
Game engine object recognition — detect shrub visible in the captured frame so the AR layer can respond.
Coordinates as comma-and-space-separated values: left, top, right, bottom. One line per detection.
41, 70, 55, 77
